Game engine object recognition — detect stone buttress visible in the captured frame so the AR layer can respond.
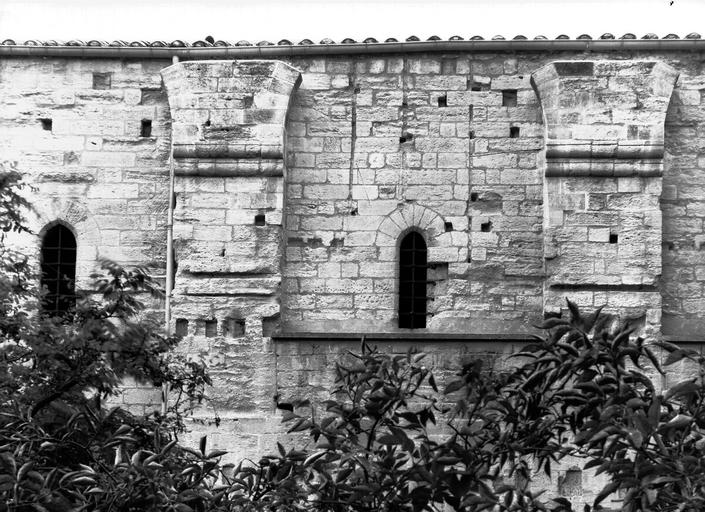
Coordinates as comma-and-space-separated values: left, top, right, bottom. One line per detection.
532, 61, 678, 336
161, 61, 301, 431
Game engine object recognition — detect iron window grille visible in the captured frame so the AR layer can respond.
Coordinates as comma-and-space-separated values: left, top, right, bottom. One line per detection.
398, 231, 428, 329
41, 224, 77, 317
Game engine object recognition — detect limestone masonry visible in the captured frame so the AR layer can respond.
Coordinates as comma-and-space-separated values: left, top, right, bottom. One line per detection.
3, 34, 705, 505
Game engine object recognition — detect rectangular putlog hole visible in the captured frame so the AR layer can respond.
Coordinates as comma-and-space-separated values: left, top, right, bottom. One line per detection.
39, 118, 52, 131
224, 318, 246, 337
609, 233, 618, 244
502, 90, 518, 107
481, 221, 492, 232
175, 319, 189, 337
140, 87, 165, 105
205, 319, 218, 338
92, 72, 112, 90
140, 119, 152, 137
441, 58, 456, 74
468, 79, 488, 92
254, 213, 266, 226
437, 94, 448, 107
509, 126, 520, 138
262, 314, 280, 337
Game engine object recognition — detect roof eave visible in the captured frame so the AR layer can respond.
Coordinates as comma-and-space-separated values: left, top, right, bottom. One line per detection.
1, 39, 704, 59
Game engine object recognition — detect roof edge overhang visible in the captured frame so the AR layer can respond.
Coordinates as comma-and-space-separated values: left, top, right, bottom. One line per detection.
2, 39, 705, 59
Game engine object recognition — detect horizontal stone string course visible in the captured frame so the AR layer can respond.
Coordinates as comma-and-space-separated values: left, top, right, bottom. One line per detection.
545, 141, 666, 160
545, 161, 663, 177
174, 158, 284, 176
172, 143, 284, 159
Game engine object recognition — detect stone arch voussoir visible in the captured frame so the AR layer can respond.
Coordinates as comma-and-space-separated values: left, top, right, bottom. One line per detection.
375, 203, 462, 263
29, 198, 100, 290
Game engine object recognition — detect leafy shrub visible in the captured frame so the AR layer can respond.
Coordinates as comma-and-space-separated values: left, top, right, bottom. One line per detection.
0, 163, 218, 511
225, 306, 705, 512
4, 161, 705, 512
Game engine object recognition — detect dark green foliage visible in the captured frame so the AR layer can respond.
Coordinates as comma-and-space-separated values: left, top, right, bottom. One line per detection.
0, 163, 217, 511
4, 161, 705, 511
226, 304, 705, 512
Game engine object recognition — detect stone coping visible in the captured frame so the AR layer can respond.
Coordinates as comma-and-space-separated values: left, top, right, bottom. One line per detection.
1, 37, 705, 59
1, 33, 701, 47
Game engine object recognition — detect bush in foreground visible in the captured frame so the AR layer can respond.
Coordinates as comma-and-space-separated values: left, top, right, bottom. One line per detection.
3, 163, 705, 511
230, 308, 705, 512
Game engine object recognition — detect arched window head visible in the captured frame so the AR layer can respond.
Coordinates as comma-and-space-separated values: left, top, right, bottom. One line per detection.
41, 224, 76, 317
398, 231, 427, 329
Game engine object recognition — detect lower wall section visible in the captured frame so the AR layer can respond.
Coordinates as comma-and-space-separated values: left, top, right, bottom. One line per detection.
108, 331, 705, 510
179, 336, 534, 463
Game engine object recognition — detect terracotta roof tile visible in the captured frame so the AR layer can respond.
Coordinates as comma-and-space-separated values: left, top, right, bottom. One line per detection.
0, 34, 701, 48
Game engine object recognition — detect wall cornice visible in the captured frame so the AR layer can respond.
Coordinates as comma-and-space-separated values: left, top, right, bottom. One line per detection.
2, 39, 705, 59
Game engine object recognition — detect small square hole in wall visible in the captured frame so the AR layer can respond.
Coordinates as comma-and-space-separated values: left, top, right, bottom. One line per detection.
470, 192, 479, 202
609, 233, 618, 244
437, 94, 448, 107
39, 118, 52, 131
509, 126, 520, 138
441, 58, 456, 74
175, 319, 188, 337
254, 213, 266, 226
399, 133, 413, 144
469, 130, 475, 140
262, 314, 279, 337
140, 87, 163, 105
481, 221, 492, 232
140, 119, 152, 137
444, 221, 453, 232
502, 89, 518, 107
92, 72, 112, 90
224, 318, 246, 337
205, 319, 218, 338
468, 79, 484, 91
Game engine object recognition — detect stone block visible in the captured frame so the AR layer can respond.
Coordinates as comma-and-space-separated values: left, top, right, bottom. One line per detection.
588, 228, 611, 242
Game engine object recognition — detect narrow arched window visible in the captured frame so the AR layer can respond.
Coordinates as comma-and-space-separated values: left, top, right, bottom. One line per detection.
41, 224, 77, 317
398, 231, 427, 329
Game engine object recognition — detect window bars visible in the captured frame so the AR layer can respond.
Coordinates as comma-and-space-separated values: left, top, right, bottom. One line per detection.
398, 231, 428, 329
41, 224, 77, 316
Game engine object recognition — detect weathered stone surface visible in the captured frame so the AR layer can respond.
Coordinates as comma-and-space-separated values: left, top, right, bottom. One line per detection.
4, 48, 705, 507
532, 60, 678, 172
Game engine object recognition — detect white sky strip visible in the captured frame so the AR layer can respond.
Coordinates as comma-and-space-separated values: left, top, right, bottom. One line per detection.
0, 0, 702, 43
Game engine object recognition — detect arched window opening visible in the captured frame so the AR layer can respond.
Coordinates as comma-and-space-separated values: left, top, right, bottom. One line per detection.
398, 231, 428, 329
41, 224, 77, 317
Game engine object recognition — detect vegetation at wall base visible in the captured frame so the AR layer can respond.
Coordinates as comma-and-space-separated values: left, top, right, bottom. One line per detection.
3, 161, 705, 511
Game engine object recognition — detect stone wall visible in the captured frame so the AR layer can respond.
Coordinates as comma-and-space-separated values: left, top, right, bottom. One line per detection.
0, 57, 172, 285
662, 68, 705, 338
281, 54, 544, 335
3, 44, 705, 507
